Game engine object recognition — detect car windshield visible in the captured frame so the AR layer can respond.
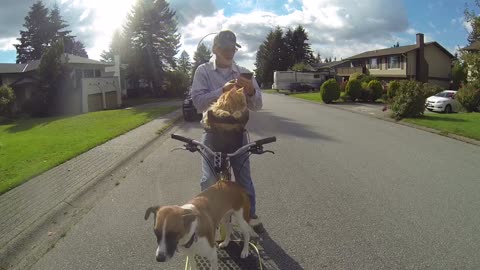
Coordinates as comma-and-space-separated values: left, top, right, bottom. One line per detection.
435, 91, 454, 98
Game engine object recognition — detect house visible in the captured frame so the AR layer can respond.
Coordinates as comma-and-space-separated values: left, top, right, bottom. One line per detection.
337, 33, 454, 88
0, 54, 125, 115
311, 60, 350, 80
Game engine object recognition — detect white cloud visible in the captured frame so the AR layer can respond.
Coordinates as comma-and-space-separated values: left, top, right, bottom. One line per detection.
464, 20, 473, 33
0, 37, 16, 51
1, 0, 412, 69
178, 0, 409, 70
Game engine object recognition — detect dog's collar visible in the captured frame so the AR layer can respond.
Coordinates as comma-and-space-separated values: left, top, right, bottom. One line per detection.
182, 232, 197, 249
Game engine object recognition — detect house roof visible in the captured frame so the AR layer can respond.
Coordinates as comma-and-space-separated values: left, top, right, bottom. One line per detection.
461, 40, 480, 51
0, 64, 25, 73
312, 60, 349, 69
63, 54, 113, 66
0, 54, 112, 74
346, 42, 454, 60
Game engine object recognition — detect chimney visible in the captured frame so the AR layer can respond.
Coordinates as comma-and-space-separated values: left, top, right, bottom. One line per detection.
416, 33, 424, 48
415, 33, 427, 82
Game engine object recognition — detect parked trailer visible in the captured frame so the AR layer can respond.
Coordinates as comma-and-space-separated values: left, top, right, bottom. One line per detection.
272, 71, 326, 92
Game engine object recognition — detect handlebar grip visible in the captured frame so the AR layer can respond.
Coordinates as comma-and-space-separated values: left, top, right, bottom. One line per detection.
171, 134, 193, 144
255, 136, 276, 146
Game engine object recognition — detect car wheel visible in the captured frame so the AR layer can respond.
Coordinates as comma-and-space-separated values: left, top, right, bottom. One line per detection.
444, 105, 452, 114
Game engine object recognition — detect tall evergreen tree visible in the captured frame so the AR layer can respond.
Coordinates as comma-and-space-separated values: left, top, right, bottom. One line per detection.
192, 43, 212, 77
49, 4, 88, 57
15, 1, 51, 63
65, 39, 88, 58
123, 0, 180, 95
48, 3, 73, 43
177, 50, 192, 78
101, 30, 126, 62
465, 0, 480, 45
314, 52, 322, 64
15, 1, 87, 62
284, 25, 314, 68
254, 27, 288, 87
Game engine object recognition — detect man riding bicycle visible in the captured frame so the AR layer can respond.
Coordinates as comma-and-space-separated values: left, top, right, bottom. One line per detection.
191, 30, 264, 234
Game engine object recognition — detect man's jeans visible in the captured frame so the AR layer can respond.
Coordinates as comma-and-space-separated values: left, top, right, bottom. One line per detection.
200, 131, 257, 218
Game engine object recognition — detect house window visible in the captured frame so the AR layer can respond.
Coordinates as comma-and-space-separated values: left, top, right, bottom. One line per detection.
314, 74, 320, 78
95, 69, 101, 77
83, 69, 94, 78
388, 56, 401, 69
370, 58, 378, 69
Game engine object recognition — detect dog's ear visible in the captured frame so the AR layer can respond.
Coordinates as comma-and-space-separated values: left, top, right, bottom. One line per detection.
182, 209, 197, 227
144, 206, 160, 221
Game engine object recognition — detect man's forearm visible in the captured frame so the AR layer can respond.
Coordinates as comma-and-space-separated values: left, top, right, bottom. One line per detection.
191, 87, 223, 112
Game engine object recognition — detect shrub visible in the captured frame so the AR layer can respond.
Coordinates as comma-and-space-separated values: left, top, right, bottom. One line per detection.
320, 79, 340, 103
456, 83, 480, 112
345, 79, 362, 101
389, 80, 426, 120
368, 80, 383, 101
349, 72, 377, 84
349, 72, 364, 81
387, 80, 400, 99
0, 85, 16, 117
361, 74, 378, 84
360, 81, 371, 101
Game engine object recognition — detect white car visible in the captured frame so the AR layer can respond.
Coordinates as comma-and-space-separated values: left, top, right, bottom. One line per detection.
425, 90, 460, 113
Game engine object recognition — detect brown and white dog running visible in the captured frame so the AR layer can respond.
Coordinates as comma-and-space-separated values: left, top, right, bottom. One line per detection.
145, 181, 254, 269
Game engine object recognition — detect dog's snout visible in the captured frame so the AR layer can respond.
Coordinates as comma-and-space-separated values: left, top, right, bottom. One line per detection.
156, 253, 167, 262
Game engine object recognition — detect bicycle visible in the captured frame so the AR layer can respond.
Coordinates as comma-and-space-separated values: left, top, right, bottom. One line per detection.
170, 133, 276, 270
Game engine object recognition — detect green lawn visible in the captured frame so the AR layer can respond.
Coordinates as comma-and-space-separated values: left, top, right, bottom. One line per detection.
122, 97, 180, 107
405, 113, 480, 141
290, 92, 324, 103
262, 89, 291, 94
0, 105, 178, 194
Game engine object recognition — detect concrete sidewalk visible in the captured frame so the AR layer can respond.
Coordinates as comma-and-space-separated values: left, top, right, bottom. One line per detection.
0, 102, 182, 269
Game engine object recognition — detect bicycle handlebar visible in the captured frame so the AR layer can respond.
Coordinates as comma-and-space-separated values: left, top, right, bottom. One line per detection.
171, 134, 194, 144
171, 133, 276, 157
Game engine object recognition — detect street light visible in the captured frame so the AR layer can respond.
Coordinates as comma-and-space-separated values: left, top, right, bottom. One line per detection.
196, 32, 217, 63
196, 32, 217, 50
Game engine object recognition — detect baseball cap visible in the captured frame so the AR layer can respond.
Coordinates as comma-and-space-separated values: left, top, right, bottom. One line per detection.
213, 30, 241, 49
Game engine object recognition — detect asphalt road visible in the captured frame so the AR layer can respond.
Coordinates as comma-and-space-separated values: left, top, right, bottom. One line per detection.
31, 93, 480, 270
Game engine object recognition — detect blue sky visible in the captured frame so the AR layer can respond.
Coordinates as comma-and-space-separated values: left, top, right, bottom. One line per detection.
0, 0, 477, 70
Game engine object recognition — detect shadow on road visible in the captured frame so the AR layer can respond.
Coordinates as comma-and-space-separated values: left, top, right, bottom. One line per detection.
249, 110, 338, 142
257, 231, 305, 270
176, 109, 338, 142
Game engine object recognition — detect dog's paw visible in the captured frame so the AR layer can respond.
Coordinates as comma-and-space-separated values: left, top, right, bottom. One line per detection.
240, 248, 249, 259
218, 240, 230, 249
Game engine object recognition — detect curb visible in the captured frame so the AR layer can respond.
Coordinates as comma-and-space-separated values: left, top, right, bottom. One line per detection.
0, 110, 183, 270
